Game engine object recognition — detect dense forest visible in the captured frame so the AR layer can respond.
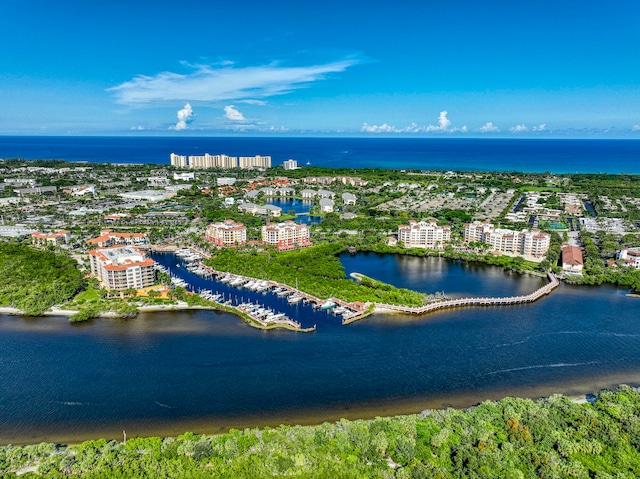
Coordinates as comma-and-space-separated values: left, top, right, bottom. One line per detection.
0, 242, 86, 315
206, 243, 427, 306
3, 386, 640, 477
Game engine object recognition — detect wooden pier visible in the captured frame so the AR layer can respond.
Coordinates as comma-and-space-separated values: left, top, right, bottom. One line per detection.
372, 272, 559, 316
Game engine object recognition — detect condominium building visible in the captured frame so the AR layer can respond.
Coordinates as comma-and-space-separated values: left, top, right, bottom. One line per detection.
261, 220, 311, 251
31, 230, 71, 246
237, 202, 282, 217
89, 246, 155, 290
170, 153, 271, 169
169, 153, 187, 168
283, 159, 298, 170
205, 220, 247, 247
86, 229, 150, 248
240, 155, 271, 169
398, 220, 451, 249
463, 221, 551, 257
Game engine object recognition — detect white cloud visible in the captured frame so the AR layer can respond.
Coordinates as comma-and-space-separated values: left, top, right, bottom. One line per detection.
224, 105, 245, 121
509, 124, 528, 133
478, 122, 499, 133
532, 123, 547, 132
170, 103, 195, 130
632, 125, 640, 132
425, 110, 452, 132
361, 123, 397, 133
238, 99, 267, 106
130, 125, 145, 131
361, 112, 466, 134
108, 59, 358, 105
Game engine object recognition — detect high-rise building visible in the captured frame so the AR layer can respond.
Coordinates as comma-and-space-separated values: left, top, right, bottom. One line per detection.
89, 246, 155, 290
170, 153, 270, 169
283, 159, 298, 170
205, 220, 247, 247
170, 153, 187, 167
398, 220, 451, 249
463, 221, 551, 257
240, 155, 271, 169
261, 221, 311, 251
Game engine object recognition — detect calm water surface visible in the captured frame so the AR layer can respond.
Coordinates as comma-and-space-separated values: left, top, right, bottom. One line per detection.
1, 137, 639, 173
1, 254, 639, 444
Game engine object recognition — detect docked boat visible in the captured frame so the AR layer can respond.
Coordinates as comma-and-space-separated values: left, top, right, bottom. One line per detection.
288, 295, 303, 304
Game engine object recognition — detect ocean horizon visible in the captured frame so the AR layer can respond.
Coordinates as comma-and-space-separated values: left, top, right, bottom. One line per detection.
1, 136, 639, 174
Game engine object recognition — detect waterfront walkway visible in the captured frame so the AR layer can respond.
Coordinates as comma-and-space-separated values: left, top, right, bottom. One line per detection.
372, 272, 559, 316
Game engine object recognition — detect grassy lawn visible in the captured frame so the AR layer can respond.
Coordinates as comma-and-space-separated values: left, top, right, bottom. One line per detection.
73, 285, 100, 302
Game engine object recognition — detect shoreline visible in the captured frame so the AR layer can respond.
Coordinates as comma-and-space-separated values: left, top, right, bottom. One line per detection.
0, 373, 635, 447
0, 303, 315, 333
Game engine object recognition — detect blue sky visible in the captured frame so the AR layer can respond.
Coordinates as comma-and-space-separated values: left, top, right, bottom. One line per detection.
1, 0, 639, 137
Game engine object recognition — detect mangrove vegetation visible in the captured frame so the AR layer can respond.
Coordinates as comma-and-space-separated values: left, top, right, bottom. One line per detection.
3, 386, 640, 477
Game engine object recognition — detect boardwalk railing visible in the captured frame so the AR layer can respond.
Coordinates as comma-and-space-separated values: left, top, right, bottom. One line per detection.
374, 272, 559, 315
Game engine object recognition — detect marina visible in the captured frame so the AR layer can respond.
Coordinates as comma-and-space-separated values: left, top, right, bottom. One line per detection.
153, 250, 565, 330
150, 251, 367, 331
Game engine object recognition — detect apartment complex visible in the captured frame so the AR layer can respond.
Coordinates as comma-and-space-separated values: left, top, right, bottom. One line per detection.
398, 220, 451, 249
31, 230, 71, 246
89, 246, 155, 290
464, 221, 551, 257
283, 159, 298, 170
170, 153, 271, 169
261, 220, 311, 251
86, 229, 150, 248
205, 220, 247, 247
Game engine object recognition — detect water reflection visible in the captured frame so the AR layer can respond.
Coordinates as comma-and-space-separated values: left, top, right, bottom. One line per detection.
265, 198, 321, 224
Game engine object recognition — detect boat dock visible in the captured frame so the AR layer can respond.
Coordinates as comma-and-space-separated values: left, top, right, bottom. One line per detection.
197, 263, 366, 321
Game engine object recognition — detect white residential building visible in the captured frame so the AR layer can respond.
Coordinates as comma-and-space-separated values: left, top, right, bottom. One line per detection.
171, 153, 271, 169
173, 172, 195, 181
262, 221, 311, 251
170, 153, 187, 168
317, 189, 335, 198
217, 177, 237, 186
300, 189, 317, 199
237, 202, 282, 217
4, 178, 37, 187
205, 220, 247, 247
89, 246, 155, 291
239, 155, 271, 169
341, 192, 357, 205
319, 198, 335, 213
283, 159, 298, 170
617, 248, 640, 269
463, 221, 551, 258
398, 220, 451, 249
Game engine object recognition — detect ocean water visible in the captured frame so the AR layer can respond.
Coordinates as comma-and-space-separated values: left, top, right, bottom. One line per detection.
1, 136, 639, 173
